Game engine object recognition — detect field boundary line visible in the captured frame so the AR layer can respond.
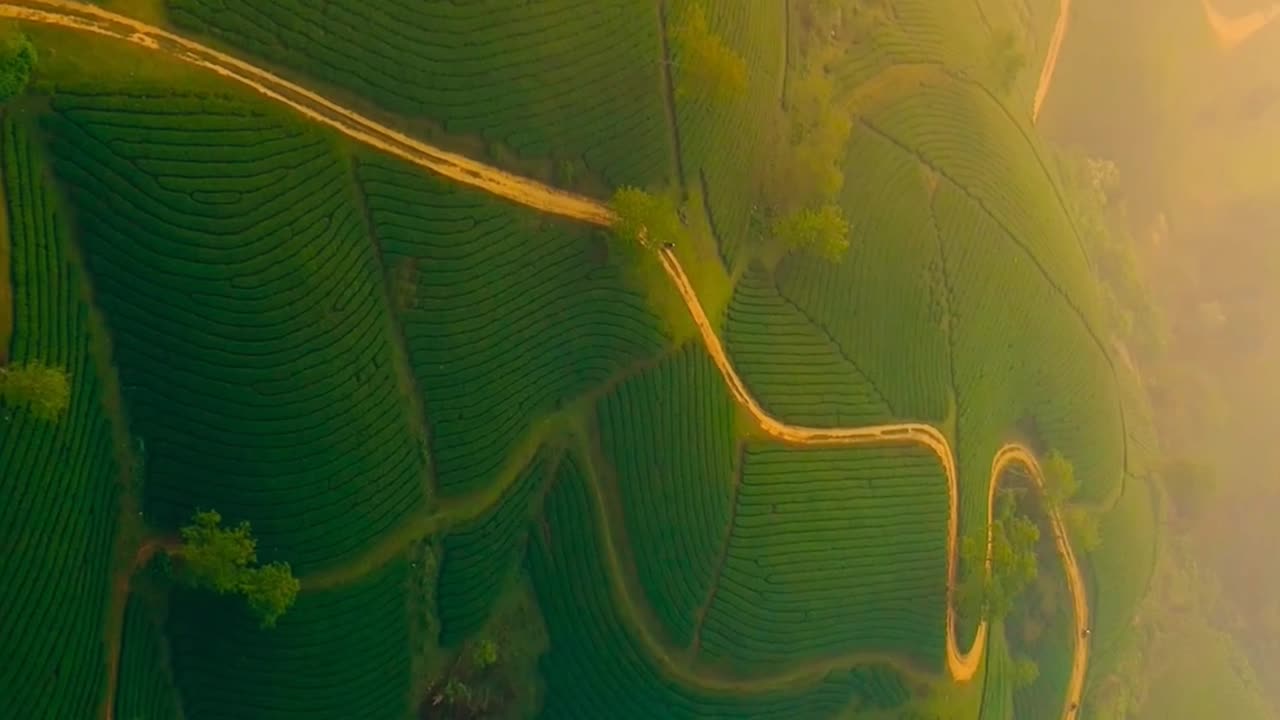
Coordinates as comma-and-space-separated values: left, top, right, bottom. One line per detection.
0, 2, 1087, 715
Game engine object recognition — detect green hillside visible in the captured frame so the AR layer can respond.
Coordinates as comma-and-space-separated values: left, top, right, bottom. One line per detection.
0, 0, 1158, 718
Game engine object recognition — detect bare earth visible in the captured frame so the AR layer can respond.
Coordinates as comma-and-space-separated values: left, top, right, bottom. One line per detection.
0, 1, 1087, 718
1033, 0, 1071, 123
1201, 0, 1280, 49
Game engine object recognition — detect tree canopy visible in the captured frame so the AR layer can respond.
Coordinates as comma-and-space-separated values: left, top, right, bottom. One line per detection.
0, 33, 34, 103
960, 490, 1040, 619
178, 510, 300, 627
0, 362, 71, 421
609, 187, 685, 249
670, 4, 747, 104
770, 204, 851, 260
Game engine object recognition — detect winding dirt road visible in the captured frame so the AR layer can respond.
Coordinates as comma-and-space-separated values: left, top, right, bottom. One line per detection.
1033, 0, 1071, 122
1201, 0, 1280, 49
0, 1, 1086, 717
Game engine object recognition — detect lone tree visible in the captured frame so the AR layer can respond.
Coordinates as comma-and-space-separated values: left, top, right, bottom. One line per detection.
0, 362, 71, 421
0, 33, 34, 103
609, 187, 685, 249
179, 510, 300, 628
771, 204, 851, 260
670, 4, 747, 103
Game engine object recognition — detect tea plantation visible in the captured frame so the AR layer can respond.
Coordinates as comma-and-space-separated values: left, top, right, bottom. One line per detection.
0, 0, 1155, 718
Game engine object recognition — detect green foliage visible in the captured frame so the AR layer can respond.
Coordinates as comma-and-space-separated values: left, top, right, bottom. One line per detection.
240, 562, 301, 629
0, 33, 35, 102
610, 187, 686, 248
1066, 505, 1102, 552
1010, 655, 1040, 689
1042, 449, 1079, 508
179, 510, 300, 627
180, 509, 256, 594
670, 3, 747, 103
0, 361, 70, 420
770, 204, 851, 260
962, 491, 1040, 620
471, 638, 498, 670
762, 66, 851, 213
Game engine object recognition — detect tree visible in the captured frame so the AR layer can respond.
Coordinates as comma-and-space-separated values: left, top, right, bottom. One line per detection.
609, 187, 685, 249
1041, 449, 1078, 508
0, 33, 34, 102
670, 4, 747, 103
239, 561, 300, 628
762, 67, 851, 212
178, 510, 300, 627
987, 492, 1040, 618
1011, 655, 1040, 689
180, 509, 257, 593
770, 204, 850, 260
0, 362, 71, 421
1066, 505, 1103, 552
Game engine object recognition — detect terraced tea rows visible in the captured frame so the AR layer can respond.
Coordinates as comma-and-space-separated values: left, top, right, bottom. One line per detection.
1088, 473, 1157, 661
43, 94, 427, 572
357, 155, 667, 496
115, 597, 182, 720
863, 76, 1102, 326
167, 557, 411, 720
698, 444, 950, 671
167, 0, 671, 189
978, 622, 1016, 720
724, 265, 893, 427
436, 449, 551, 646
529, 452, 911, 718
669, 0, 784, 268
932, 177, 1123, 528
775, 128, 952, 424
595, 343, 737, 647
0, 117, 119, 719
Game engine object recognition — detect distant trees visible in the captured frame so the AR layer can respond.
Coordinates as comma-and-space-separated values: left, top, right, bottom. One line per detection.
0, 33, 34, 102
0, 362, 71, 421
770, 204, 850, 260
669, 3, 747, 104
178, 510, 300, 628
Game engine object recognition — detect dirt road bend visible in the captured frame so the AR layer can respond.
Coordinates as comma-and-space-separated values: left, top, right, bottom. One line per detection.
0, 1, 1086, 716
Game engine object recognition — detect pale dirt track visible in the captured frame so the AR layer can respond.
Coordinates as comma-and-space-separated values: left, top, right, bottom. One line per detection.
1033, 0, 1071, 122
1201, 0, 1280, 49
0, 1, 1084, 716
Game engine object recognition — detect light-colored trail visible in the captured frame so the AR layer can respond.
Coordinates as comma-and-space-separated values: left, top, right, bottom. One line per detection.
1033, 0, 1071, 122
0, 1, 1086, 716
1201, 0, 1280, 50
0, 0, 614, 227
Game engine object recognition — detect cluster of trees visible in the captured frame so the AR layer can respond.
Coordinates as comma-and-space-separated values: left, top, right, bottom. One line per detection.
669, 3, 746, 103
0, 362, 70, 421
177, 510, 299, 628
0, 32, 34, 102
959, 488, 1040, 620
1042, 450, 1101, 552
609, 187, 685, 249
